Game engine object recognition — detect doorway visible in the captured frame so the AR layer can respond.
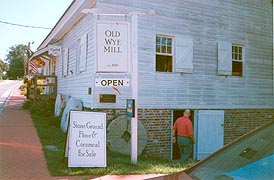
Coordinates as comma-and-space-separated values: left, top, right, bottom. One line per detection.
172, 110, 194, 160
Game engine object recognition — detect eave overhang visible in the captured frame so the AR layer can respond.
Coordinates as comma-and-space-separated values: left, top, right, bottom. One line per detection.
38, 0, 97, 50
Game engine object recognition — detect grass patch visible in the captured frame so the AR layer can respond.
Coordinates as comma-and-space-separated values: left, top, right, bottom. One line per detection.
28, 100, 188, 177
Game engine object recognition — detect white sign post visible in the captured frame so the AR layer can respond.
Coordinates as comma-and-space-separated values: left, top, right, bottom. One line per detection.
68, 111, 106, 167
82, 9, 154, 164
96, 21, 130, 72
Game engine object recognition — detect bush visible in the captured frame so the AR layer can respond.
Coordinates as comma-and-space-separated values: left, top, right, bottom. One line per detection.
28, 99, 56, 117
22, 99, 32, 109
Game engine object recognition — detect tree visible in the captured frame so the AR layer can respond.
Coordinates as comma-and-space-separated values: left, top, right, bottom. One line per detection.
0, 59, 9, 80
5, 44, 30, 79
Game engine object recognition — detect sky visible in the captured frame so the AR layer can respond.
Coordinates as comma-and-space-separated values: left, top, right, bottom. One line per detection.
0, 0, 74, 61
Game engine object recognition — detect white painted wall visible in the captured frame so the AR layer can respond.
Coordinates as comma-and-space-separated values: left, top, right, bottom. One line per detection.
55, 0, 273, 109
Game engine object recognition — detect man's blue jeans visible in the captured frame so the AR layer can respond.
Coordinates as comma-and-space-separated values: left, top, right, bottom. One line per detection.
177, 136, 191, 164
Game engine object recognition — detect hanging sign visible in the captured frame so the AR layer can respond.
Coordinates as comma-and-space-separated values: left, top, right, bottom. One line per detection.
48, 45, 61, 56
68, 111, 106, 167
96, 21, 130, 72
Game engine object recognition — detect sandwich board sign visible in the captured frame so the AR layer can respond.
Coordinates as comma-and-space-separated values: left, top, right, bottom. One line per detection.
68, 111, 106, 167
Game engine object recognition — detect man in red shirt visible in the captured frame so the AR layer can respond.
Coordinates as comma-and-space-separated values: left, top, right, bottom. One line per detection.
173, 109, 195, 164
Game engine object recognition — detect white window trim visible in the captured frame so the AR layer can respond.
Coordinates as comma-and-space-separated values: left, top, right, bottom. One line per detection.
155, 35, 174, 73
232, 44, 245, 77
217, 42, 245, 77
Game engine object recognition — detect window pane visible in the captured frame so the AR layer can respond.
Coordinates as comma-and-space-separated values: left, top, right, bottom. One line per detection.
167, 38, 172, 46
167, 46, 172, 54
232, 61, 242, 76
156, 45, 161, 52
161, 45, 167, 53
232, 45, 243, 61
162, 37, 167, 45
232, 53, 236, 60
236, 53, 240, 60
156, 37, 161, 45
156, 55, 172, 72
232, 46, 236, 53
239, 47, 242, 54
239, 53, 242, 60
156, 36, 173, 55
235, 46, 239, 53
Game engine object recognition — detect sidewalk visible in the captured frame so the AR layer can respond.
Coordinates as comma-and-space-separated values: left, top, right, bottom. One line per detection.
0, 89, 53, 180
0, 89, 165, 180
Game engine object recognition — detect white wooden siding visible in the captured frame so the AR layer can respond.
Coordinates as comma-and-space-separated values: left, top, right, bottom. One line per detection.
56, 16, 96, 108
56, 0, 272, 109
133, 0, 273, 109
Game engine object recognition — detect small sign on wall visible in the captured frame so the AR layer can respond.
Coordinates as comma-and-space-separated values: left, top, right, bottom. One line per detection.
126, 99, 135, 117
68, 111, 106, 167
95, 78, 130, 87
96, 21, 130, 72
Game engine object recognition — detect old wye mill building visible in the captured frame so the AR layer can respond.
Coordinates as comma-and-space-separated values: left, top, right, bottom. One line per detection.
29, 0, 273, 160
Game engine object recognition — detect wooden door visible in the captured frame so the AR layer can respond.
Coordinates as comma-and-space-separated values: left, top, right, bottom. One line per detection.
194, 110, 224, 160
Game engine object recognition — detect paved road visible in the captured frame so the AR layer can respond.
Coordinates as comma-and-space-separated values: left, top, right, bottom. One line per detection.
0, 80, 23, 114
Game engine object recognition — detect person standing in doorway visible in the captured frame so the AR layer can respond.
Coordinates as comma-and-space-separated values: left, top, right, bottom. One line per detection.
172, 109, 195, 164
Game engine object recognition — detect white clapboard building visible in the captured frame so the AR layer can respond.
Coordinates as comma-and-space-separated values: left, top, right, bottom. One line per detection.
30, 0, 273, 160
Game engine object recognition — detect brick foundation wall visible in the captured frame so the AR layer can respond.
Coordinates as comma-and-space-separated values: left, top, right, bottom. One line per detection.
224, 109, 274, 145
138, 109, 172, 159
92, 108, 273, 160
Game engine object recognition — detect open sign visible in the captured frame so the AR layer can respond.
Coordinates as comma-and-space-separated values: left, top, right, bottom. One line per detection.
95, 78, 130, 87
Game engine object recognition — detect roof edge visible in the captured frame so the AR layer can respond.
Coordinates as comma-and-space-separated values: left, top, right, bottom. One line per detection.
38, 0, 97, 50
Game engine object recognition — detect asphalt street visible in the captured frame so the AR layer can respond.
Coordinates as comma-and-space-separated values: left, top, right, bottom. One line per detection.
0, 80, 22, 114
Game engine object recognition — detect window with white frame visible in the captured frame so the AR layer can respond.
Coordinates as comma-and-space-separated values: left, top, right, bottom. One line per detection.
218, 41, 244, 76
156, 35, 173, 72
232, 45, 243, 76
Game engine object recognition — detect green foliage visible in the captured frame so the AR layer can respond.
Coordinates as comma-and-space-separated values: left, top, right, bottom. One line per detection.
22, 99, 32, 109
25, 99, 56, 117
0, 59, 8, 80
28, 101, 189, 177
32, 112, 184, 176
5, 44, 31, 79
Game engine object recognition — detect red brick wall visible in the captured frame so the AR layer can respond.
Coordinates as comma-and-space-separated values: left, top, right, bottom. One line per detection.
138, 109, 172, 159
94, 108, 273, 159
224, 109, 274, 145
